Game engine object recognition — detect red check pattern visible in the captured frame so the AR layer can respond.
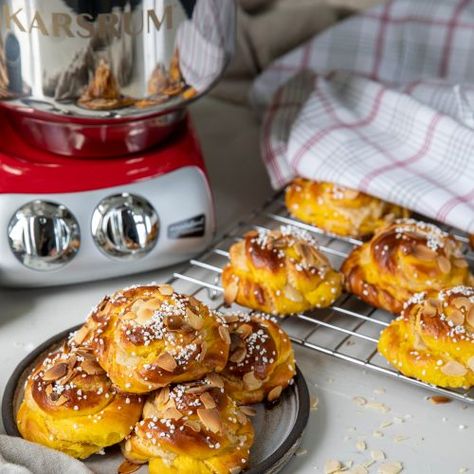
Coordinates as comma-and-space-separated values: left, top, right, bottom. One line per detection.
252, 0, 474, 234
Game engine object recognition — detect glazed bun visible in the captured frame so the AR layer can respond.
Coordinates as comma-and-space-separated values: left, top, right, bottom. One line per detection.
222, 226, 343, 315
341, 219, 473, 314
378, 286, 474, 388
123, 376, 254, 474
83, 284, 230, 393
16, 336, 143, 459
286, 178, 409, 239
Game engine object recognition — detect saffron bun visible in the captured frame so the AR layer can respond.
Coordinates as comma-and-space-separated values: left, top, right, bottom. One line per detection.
378, 286, 474, 388
16, 338, 143, 459
285, 178, 409, 239
341, 219, 473, 314
82, 284, 230, 394
222, 226, 343, 315
220, 313, 296, 405
122, 376, 254, 474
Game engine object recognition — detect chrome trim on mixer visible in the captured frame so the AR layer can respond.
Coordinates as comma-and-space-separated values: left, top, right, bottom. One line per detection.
8, 201, 81, 271
91, 193, 159, 260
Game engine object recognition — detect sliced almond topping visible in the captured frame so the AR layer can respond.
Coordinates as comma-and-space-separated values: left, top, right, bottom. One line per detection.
268, 385, 283, 402
136, 307, 154, 323
446, 309, 465, 326
467, 356, 474, 372
467, 306, 474, 328
454, 258, 468, 268
197, 408, 222, 433
243, 371, 263, 391
144, 298, 162, 311
240, 406, 257, 417
441, 360, 468, 377
200, 392, 217, 409
155, 352, 177, 372
236, 410, 248, 425
413, 332, 427, 350
131, 299, 145, 313
229, 468, 242, 474
73, 326, 89, 345
45, 385, 54, 398
343, 188, 360, 200
52, 394, 69, 406
412, 245, 437, 261
423, 301, 437, 317
187, 308, 204, 330
163, 407, 183, 420
82, 358, 105, 375
164, 316, 184, 331
42, 363, 68, 382
186, 385, 209, 395
437, 256, 452, 274
225, 314, 240, 324
122, 311, 137, 321
236, 324, 253, 339
230, 347, 247, 364
199, 342, 208, 362
207, 373, 224, 389
428, 396, 452, 405
452, 296, 471, 310
118, 460, 141, 474
155, 387, 170, 406
284, 284, 304, 303
184, 420, 201, 432
218, 325, 231, 345
158, 284, 174, 296
224, 279, 239, 305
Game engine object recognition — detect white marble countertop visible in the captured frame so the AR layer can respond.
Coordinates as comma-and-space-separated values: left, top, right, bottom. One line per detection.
1, 97, 472, 474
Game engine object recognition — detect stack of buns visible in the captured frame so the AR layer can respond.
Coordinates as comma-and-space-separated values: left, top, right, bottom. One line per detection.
17, 284, 296, 474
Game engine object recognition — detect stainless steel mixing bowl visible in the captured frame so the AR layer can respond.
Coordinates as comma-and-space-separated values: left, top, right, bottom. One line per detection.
0, 0, 235, 156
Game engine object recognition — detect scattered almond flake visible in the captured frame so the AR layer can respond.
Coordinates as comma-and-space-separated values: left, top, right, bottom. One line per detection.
325, 459, 342, 474
365, 402, 390, 413
393, 435, 408, 443
356, 440, 367, 452
442, 417, 448, 422
428, 395, 452, 405
459, 424, 468, 430
345, 461, 354, 469
380, 420, 393, 429
311, 396, 320, 411
296, 449, 308, 457
373, 388, 386, 395
344, 436, 352, 442
378, 461, 403, 474
371, 450, 386, 461
392, 417, 404, 424
350, 466, 368, 474
459, 468, 469, 473
353, 397, 367, 407
403, 414, 412, 420
372, 431, 384, 438
364, 460, 376, 469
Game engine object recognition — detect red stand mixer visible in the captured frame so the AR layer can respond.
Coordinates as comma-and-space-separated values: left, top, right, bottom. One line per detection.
0, 0, 235, 287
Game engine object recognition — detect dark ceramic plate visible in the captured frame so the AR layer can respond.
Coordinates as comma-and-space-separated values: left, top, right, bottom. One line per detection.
2, 325, 310, 474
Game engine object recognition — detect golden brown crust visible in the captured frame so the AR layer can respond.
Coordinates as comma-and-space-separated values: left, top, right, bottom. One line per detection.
378, 287, 474, 388
82, 285, 230, 393
123, 377, 254, 474
341, 219, 473, 314
222, 226, 343, 315
285, 178, 410, 239
220, 314, 296, 405
16, 338, 143, 459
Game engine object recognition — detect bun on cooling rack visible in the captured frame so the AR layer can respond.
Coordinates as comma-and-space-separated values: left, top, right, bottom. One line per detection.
285, 178, 409, 239
122, 377, 254, 474
219, 313, 296, 405
82, 284, 230, 393
222, 226, 343, 315
378, 286, 474, 388
341, 219, 473, 314
16, 338, 143, 459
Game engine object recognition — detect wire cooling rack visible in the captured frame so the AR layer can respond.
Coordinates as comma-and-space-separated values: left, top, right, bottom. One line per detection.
168, 193, 474, 405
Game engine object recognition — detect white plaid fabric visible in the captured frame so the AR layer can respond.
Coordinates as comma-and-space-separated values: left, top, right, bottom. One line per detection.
177, 0, 235, 92
252, 0, 474, 234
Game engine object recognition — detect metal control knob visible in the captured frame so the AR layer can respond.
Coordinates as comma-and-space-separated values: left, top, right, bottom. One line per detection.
8, 201, 81, 271
91, 194, 159, 260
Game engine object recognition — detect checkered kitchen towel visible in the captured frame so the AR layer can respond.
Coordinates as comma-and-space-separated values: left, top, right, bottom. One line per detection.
252, 0, 474, 234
